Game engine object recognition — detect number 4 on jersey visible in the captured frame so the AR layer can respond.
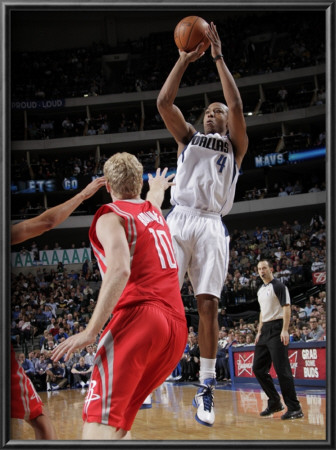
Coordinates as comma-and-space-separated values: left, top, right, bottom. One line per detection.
216, 155, 227, 173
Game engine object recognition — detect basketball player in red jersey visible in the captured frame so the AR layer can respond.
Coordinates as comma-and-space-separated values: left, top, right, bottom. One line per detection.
52, 153, 188, 440
10, 176, 106, 439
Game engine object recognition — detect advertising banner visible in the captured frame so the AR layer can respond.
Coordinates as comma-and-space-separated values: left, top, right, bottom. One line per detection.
11, 99, 65, 110
11, 248, 91, 267
230, 342, 326, 386
312, 271, 326, 285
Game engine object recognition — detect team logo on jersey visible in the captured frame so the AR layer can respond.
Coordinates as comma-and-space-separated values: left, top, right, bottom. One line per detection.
83, 380, 101, 415
237, 353, 254, 376
191, 134, 229, 153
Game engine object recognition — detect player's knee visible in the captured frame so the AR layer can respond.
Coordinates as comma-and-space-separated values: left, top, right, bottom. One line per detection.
197, 295, 218, 318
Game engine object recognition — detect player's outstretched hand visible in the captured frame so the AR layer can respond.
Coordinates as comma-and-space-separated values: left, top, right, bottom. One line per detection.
206, 22, 223, 60
81, 176, 106, 200
51, 329, 97, 362
148, 167, 175, 191
178, 42, 206, 63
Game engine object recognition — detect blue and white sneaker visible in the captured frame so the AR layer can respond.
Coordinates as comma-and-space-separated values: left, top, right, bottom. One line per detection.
139, 394, 152, 409
192, 378, 216, 426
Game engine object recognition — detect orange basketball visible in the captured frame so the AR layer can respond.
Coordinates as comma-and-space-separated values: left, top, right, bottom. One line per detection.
174, 16, 210, 53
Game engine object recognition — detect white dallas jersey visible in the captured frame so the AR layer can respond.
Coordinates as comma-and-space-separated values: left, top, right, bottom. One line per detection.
170, 132, 239, 215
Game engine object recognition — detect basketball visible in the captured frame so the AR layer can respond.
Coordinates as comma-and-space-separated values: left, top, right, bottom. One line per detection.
174, 16, 210, 53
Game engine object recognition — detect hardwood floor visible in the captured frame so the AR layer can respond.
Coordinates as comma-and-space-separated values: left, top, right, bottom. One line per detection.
10, 381, 326, 442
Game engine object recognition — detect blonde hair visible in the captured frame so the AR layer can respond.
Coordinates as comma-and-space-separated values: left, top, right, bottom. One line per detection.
104, 152, 143, 199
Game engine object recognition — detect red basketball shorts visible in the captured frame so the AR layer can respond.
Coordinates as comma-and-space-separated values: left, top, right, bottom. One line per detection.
82, 302, 187, 431
11, 347, 43, 421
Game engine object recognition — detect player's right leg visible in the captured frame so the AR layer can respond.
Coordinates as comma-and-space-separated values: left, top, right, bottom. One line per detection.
27, 406, 57, 440
188, 215, 228, 426
11, 347, 57, 440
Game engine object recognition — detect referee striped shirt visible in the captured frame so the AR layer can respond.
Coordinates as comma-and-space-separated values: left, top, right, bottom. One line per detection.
257, 278, 291, 322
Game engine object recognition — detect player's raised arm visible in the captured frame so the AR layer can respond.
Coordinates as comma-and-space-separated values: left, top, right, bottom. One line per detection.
146, 168, 175, 211
206, 22, 248, 168
11, 177, 106, 245
157, 45, 205, 155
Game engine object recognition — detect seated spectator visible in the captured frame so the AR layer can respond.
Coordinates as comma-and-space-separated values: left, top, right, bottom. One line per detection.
66, 313, 75, 330
245, 333, 255, 345
318, 322, 326, 341
217, 330, 228, 349
219, 332, 237, 381
55, 326, 69, 343
290, 327, 303, 342
236, 334, 247, 346
84, 345, 96, 367
46, 317, 59, 336
65, 351, 81, 387
41, 333, 57, 353
216, 344, 227, 381
300, 324, 311, 342
18, 352, 35, 380
11, 318, 21, 346
290, 260, 304, 283
34, 353, 49, 391
308, 318, 324, 341
179, 333, 200, 382
309, 183, 321, 193
46, 360, 68, 391
304, 300, 315, 318
285, 182, 294, 195
42, 304, 53, 321
278, 187, 288, 197
62, 117, 74, 136
17, 315, 34, 343
45, 297, 58, 317
28, 350, 39, 367
71, 356, 93, 388
291, 304, 306, 320
87, 125, 97, 136
291, 180, 303, 195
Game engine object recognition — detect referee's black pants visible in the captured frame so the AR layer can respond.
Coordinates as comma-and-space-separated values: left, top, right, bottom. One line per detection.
252, 319, 300, 411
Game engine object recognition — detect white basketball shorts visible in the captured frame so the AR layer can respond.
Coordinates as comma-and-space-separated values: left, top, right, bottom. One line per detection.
166, 205, 230, 298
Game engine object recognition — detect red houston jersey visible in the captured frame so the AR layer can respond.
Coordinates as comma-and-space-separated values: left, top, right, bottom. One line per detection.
11, 346, 43, 420
89, 200, 185, 317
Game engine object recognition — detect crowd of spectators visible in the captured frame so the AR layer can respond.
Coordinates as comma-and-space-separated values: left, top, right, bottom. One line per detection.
175, 275, 326, 383
11, 123, 326, 221
242, 176, 325, 202
11, 212, 326, 389
181, 214, 326, 309
11, 258, 103, 391
12, 12, 325, 101
25, 111, 142, 141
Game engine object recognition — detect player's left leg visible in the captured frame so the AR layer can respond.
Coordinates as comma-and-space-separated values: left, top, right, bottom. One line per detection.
268, 329, 303, 419
193, 294, 218, 427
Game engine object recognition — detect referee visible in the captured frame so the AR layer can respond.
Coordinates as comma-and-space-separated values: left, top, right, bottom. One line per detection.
253, 259, 304, 420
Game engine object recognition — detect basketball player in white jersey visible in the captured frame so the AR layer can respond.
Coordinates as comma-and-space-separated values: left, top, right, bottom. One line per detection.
157, 21, 248, 426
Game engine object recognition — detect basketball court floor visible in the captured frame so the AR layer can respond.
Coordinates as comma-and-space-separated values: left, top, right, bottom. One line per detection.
10, 380, 326, 442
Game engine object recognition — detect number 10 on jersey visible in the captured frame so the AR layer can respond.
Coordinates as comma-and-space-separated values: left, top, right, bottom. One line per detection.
149, 228, 177, 269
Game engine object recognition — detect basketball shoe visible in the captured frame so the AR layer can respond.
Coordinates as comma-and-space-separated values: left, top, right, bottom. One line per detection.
139, 394, 152, 409
192, 378, 216, 426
